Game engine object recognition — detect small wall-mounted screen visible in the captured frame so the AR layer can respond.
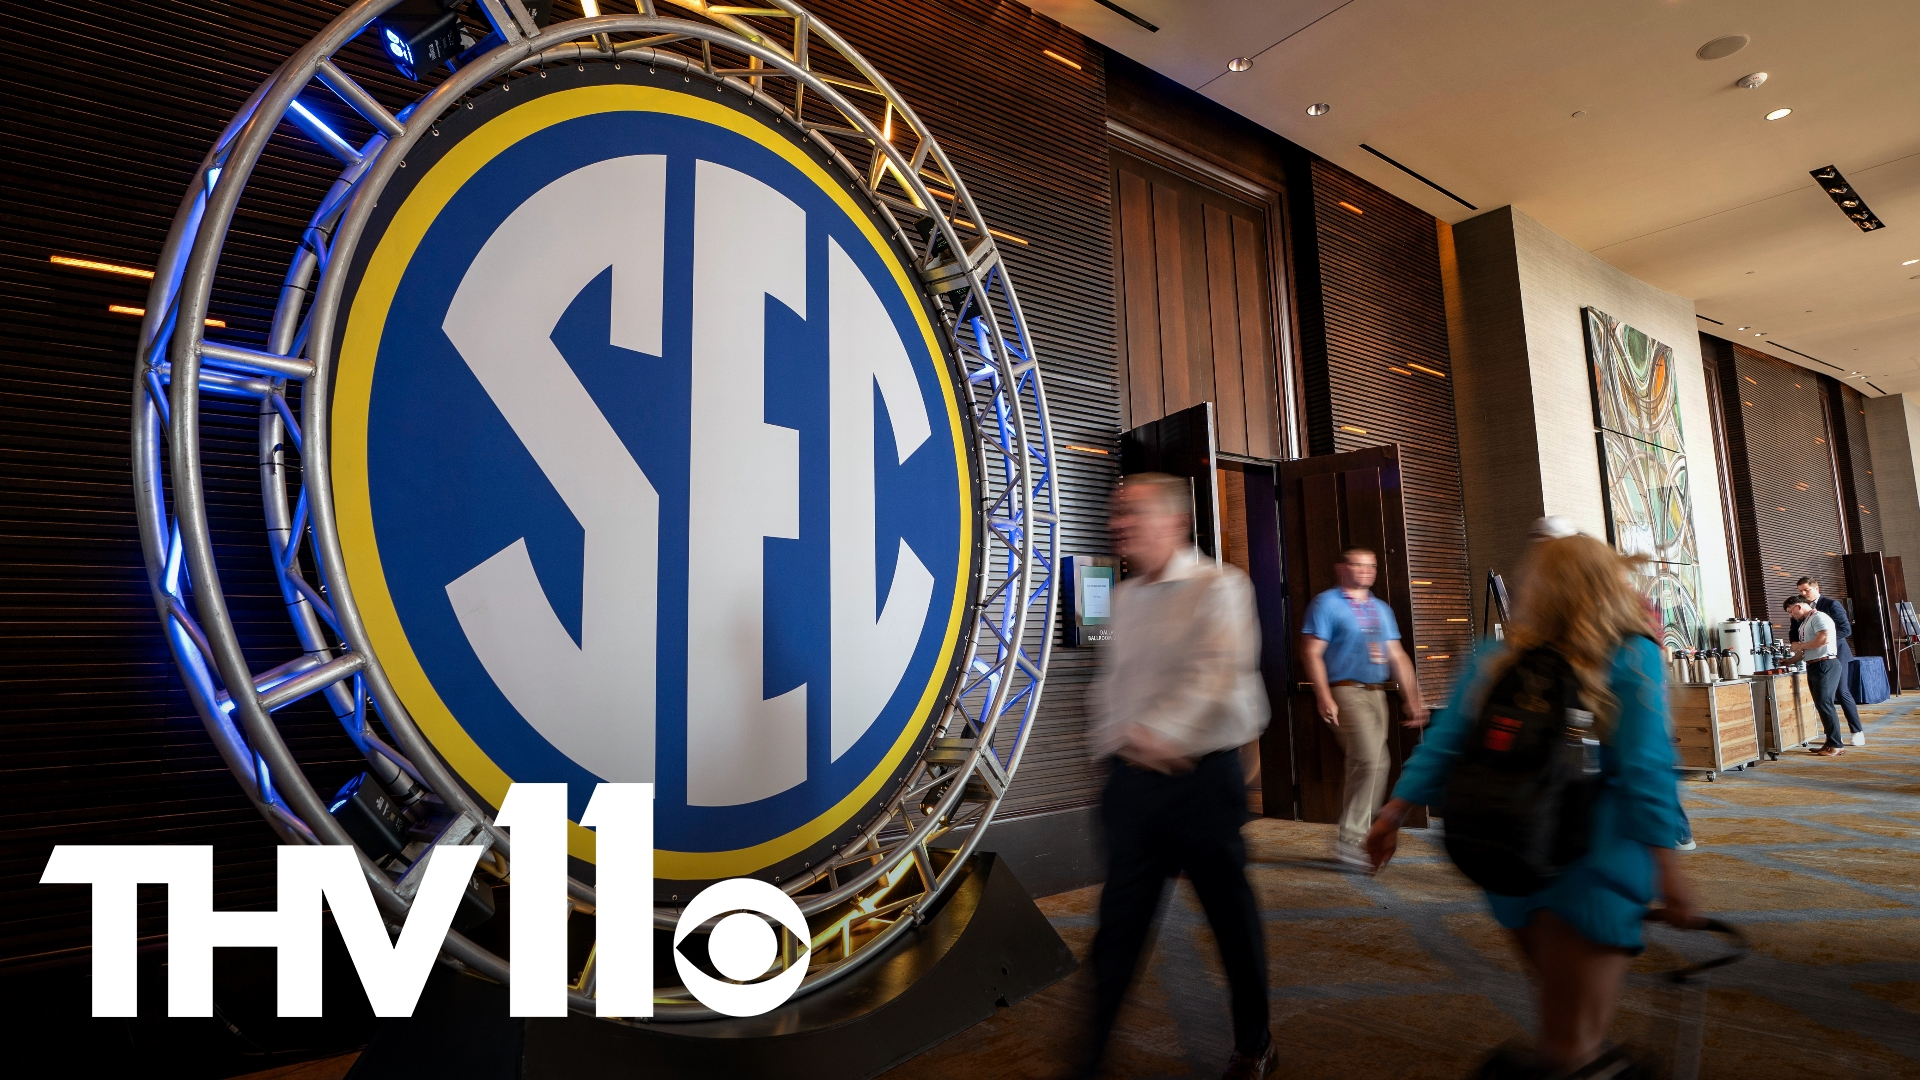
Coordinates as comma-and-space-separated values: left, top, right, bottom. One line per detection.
1063, 555, 1119, 646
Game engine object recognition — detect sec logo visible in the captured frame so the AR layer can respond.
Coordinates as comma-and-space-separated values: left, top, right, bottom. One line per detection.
333, 66, 974, 885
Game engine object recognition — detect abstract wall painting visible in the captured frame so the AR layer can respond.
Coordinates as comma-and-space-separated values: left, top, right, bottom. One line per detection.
1584, 307, 1703, 650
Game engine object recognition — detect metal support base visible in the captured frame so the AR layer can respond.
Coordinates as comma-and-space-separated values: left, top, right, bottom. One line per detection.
347, 853, 1076, 1080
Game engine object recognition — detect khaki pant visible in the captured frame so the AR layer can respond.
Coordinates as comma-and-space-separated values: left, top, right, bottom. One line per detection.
1331, 685, 1391, 847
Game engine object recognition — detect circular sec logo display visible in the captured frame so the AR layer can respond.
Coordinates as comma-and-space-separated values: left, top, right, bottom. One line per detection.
334, 66, 974, 885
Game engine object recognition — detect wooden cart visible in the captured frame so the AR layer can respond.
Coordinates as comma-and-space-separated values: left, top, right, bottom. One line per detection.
1751, 672, 1814, 758
1670, 681, 1762, 777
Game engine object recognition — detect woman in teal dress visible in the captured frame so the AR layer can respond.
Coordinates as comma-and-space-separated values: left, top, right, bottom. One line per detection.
1366, 535, 1699, 1076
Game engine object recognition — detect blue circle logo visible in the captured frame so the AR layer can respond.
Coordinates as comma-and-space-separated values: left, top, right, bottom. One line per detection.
335, 71, 973, 882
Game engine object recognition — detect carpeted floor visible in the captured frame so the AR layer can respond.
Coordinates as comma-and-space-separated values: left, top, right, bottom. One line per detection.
240, 701, 1919, 1080
882, 699, 1920, 1080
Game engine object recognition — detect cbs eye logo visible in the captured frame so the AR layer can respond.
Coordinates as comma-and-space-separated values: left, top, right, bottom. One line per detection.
674, 879, 811, 1016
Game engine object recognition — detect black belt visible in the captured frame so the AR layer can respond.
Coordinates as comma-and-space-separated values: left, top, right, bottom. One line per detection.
1114, 747, 1236, 772
1330, 680, 1391, 691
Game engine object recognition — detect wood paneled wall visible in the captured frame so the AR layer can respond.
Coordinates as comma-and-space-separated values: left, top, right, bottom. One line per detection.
1833, 382, 1883, 555
1296, 162, 1472, 699
1110, 150, 1282, 459
0, 0, 419, 972
1105, 54, 1471, 701
1715, 342, 1851, 636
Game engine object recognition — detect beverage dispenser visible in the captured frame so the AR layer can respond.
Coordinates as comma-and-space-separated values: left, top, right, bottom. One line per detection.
1719, 619, 1756, 678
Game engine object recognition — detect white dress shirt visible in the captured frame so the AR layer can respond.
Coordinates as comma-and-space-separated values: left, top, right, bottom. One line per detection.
1089, 547, 1270, 761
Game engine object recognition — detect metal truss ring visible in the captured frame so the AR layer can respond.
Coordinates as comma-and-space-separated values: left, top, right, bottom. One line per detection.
130, 0, 1057, 1020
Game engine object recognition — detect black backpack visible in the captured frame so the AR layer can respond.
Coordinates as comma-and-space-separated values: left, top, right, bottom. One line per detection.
1442, 645, 1607, 896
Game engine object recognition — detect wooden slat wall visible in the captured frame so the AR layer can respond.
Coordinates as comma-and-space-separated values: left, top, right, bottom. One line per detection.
1298, 161, 1471, 700
0, 0, 416, 969
1109, 149, 1281, 459
1833, 383, 1883, 554
1718, 341, 1850, 637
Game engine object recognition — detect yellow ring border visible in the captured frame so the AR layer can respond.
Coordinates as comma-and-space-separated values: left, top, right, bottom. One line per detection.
334, 83, 972, 879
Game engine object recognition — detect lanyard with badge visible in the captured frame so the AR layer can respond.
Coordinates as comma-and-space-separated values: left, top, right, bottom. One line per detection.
1346, 593, 1385, 666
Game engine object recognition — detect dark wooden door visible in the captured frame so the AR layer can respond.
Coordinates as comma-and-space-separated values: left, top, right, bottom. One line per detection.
1276, 445, 1426, 826
1111, 148, 1281, 459
1121, 402, 1221, 560
1220, 459, 1296, 820
1843, 552, 1896, 691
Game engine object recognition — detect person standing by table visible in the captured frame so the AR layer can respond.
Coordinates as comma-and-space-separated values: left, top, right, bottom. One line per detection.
1795, 577, 1865, 746
1786, 596, 1847, 757
1084, 473, 1276, 1079
1300, 548, 1428, 869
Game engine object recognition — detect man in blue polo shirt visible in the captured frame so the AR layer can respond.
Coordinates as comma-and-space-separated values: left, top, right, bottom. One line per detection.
1301, 547, 1426, 868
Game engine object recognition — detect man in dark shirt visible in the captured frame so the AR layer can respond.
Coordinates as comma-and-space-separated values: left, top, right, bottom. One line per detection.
1794, 577, 1865, 746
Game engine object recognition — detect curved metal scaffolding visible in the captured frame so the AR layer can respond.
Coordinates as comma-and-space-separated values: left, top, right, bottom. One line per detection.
130, 0, 1057, 1019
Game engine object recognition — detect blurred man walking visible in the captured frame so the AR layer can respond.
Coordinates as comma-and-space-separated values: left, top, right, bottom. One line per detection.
1084, 474, 1274, 1079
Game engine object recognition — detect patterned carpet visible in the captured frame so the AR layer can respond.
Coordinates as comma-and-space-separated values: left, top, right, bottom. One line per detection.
883, 699, 1920, 1080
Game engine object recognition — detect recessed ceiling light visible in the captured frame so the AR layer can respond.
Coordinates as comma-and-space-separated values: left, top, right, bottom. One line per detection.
1305, 102, 1330, 116
1754, 333, 1766, 337
1227, 57, 1252, 72
1766, 108, 1792, 121
1696, 34, 1750, 61
1903, 259, 1919, 266
1736, 326, 1750, 330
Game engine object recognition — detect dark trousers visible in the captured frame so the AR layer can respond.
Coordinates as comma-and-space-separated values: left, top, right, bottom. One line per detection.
1807, 658, 1844, 748
1089, 751, 1269, 1062
1835, 656, 1863, 733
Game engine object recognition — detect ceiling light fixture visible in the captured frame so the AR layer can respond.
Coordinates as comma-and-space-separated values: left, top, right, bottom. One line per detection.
1810, 165, 1885, 232
1695, 34, 1750, 61
1092, 0, 1159, 33
1765, 108, 1792, 121
1227, 57, 1252, 72
1736, 72, 1768, 89
1305, 102, 1331, 116
1736, 326, 1750, 330
1903, 259, 1918, 266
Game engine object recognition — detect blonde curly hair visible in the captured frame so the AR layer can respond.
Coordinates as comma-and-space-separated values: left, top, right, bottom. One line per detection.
1483, 533, 1653, 735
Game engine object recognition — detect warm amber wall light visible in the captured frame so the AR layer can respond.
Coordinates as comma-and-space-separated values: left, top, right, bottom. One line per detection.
108, 303, 224, 327
1337, 201, 1365, 215
53, 255, 155, 279
1041, 49, 1082, 71
1407, 362, 1448, 378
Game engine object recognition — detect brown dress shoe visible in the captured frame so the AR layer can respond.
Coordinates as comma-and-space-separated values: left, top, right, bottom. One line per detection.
1811, 746, 1844, 757
1222, 1037, 1278, 1079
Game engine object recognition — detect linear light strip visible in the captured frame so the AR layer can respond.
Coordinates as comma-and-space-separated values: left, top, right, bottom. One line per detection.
52, 255, 155, 279
109, 303, 224, 328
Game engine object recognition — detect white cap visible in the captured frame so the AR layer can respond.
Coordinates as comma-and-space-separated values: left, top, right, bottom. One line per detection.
1531, 515, 1577, 540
